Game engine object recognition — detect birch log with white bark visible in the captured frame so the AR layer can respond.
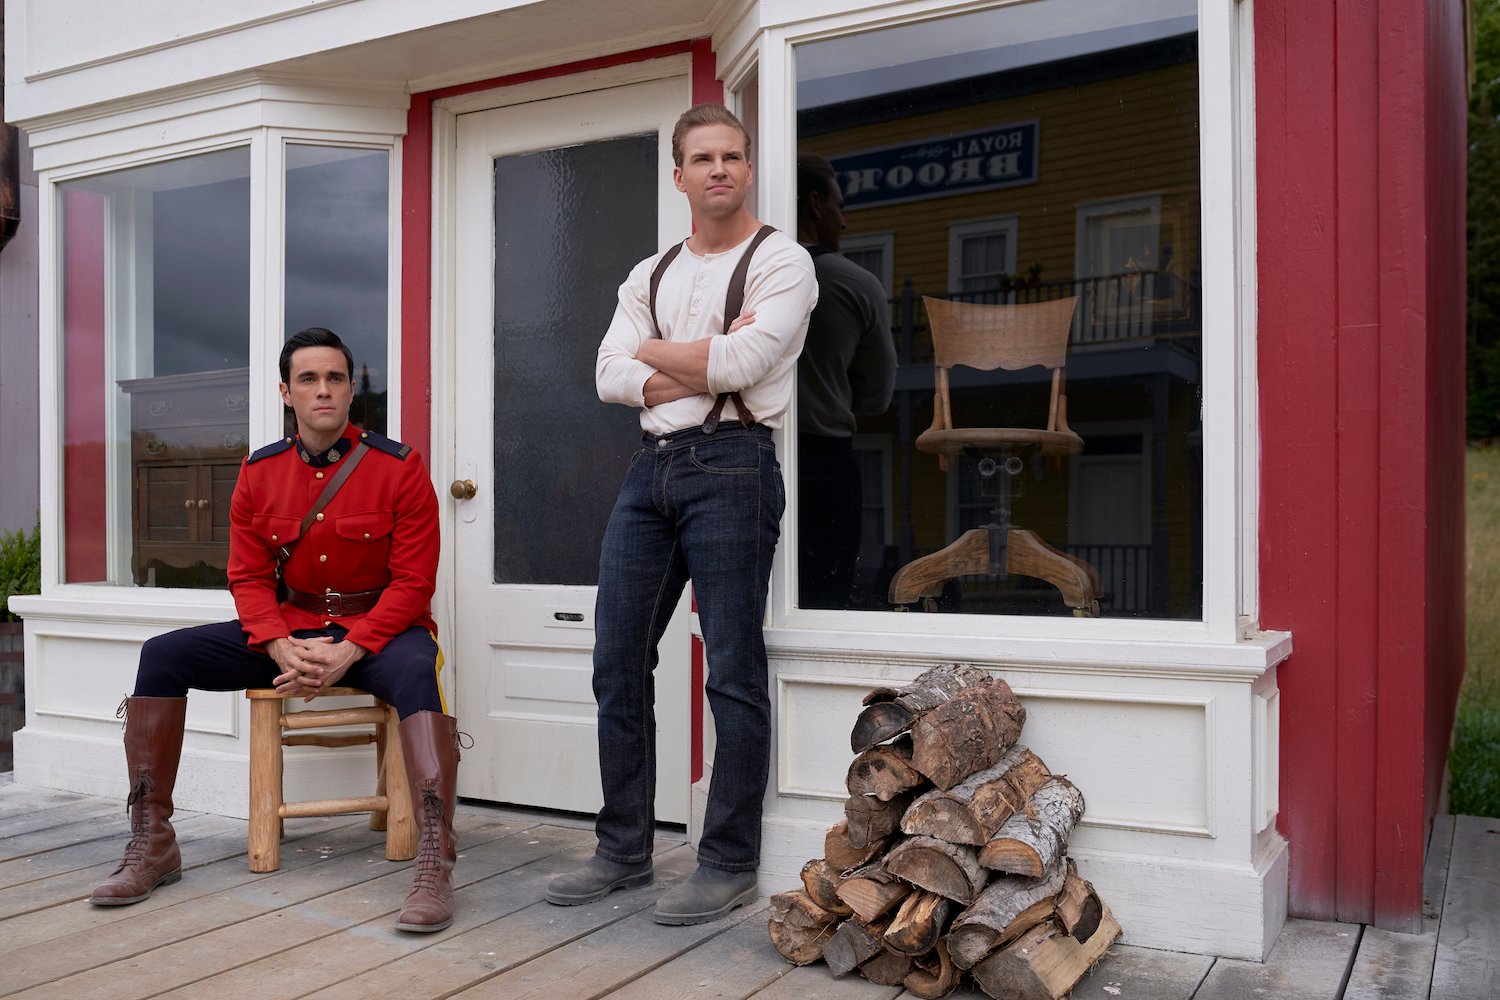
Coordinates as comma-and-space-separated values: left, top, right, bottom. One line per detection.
970, 909, 1121, 1000
978, 777, 1085, 876
947, 860, 1069, 970
902, 746, 1052, 844
851, 663, 992, 752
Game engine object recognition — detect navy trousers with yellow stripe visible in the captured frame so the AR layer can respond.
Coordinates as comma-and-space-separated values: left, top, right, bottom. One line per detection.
132, 620, 444, 719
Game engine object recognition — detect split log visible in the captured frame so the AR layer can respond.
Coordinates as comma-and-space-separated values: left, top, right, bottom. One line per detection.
846, 791, 911, 848
846, 736, 926, 800
835, 862, 913, 921
904, 939, 961, 999
902, 745, 1052, 844
947, 861, 1069, 970
970, 908, 1121, 1000
978, 777, 1085, 876
824, 818, 889, 871
800, 858, 853, 917
852, 663, 992, 752
884, 889, 953, 956
1054, 859, 1103, 942
767, 889, 839, 966
883, 835, 988, 905
823, 916, 889, 977
909, 677, 1027, 790
859, 949, 914, 986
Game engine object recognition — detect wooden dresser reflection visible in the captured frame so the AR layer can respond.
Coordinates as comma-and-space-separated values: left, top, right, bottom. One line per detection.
119, 368, 250, 585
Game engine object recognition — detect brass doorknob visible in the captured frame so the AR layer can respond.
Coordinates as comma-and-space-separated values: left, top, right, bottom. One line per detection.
449, 479, 477, 500
197, 498, 210, 509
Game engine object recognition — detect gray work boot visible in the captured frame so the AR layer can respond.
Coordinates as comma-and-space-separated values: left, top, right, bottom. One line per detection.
653, 866, 758, 925
544, 856, 652, 905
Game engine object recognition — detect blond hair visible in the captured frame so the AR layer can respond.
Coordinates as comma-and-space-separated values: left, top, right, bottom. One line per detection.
671, 103, 752, 167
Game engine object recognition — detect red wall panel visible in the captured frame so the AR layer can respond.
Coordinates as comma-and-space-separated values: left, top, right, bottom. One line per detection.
61, 188, 107, 583
1259, 0, 1468, 928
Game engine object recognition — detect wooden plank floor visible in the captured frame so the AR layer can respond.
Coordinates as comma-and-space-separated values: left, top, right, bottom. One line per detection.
1, 775, 1495, 1000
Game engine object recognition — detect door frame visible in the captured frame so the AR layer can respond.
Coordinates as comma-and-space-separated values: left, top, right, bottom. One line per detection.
427, 53, 697, 790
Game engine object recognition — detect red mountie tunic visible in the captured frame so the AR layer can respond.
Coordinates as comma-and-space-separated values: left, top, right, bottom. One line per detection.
227, 424, 440, 654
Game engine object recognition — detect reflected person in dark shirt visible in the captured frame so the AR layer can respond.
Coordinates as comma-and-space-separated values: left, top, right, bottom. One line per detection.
795, 154, 897, 609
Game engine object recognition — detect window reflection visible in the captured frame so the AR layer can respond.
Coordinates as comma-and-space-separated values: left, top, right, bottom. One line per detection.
60, 148, 252, 589
794, 0, 1202, 619
284, 145, 390, 433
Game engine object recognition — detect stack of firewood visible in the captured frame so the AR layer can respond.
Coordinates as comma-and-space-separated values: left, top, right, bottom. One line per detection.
767, 664, 1120, 999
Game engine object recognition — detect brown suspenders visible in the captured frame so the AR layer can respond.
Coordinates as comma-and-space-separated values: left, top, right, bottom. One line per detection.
647, 224, 777, 434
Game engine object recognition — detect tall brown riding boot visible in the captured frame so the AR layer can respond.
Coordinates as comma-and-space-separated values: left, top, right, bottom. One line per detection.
395, 711, 461, 933
89, 696, 188, 906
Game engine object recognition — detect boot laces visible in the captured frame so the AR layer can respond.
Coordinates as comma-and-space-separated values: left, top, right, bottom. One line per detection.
411, 784, 446, 891
118, 772, 156, 866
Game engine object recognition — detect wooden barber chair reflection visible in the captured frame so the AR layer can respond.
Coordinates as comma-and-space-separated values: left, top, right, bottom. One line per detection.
888, 295, 1101, 617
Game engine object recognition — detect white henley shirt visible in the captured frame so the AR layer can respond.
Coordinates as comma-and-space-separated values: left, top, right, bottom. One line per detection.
595, 229, 818, 435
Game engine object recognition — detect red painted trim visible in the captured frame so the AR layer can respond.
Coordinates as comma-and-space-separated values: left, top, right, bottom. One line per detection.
1257, 0, 1341, 920
691, 38, 723, 105
400, 92, 434, 460
1331, 0, 1380, 922
399, 39, 703, 458
690, 633, 705, 784
1259, 0, 1468, 928
61, 189, 108, 583
399, 37, 720, 794
687, 38, 721, 787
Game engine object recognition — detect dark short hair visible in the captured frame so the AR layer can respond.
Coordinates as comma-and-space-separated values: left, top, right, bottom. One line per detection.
279, 327, 354, 384
797, 153, 839, 209
671, 103, 752, 167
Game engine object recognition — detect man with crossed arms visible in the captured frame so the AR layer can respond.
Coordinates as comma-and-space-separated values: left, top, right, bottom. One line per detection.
546, 103, 817, 924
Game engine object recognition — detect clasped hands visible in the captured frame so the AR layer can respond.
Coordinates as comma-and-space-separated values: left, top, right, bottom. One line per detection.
269, 635, 368, 701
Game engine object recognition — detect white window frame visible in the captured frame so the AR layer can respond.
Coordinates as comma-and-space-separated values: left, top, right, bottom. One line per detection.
748, 0, 1263, 663
840, 231, 895, 297
37, 124, 402, 603
948, 215, 1020, 294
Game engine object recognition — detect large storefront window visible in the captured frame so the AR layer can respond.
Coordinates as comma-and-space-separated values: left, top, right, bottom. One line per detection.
284, 144, 390, 433
61, 148, 252, 589
794, 0, 1202, 620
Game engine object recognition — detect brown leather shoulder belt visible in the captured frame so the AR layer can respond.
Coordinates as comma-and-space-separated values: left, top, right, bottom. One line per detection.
284, 586, 385, 618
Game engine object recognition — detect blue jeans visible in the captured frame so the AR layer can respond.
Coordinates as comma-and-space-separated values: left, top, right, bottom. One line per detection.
592, 423, 784, 873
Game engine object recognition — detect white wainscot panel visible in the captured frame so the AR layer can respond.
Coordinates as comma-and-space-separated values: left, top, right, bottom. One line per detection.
1017, 690, 1212, 837
490, 643, 596, 722
32, 629, 236, 736
776, 673, 872, 801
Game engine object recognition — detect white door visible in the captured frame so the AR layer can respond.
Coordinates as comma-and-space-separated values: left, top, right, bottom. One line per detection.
452, 77, 693, 821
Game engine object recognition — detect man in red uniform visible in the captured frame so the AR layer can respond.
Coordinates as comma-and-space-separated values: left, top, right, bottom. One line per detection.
88, 327, 460, 934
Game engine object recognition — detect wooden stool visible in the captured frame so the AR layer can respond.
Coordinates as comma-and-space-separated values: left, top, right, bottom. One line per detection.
245, 687, 417, 872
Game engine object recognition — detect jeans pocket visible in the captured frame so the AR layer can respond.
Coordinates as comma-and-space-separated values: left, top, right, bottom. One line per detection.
688, 436, 761, 475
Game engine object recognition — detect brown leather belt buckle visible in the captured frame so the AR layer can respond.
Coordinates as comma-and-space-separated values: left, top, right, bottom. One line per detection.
324, 591, 348, 617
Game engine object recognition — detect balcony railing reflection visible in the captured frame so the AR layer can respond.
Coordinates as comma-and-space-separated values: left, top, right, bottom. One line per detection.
890, 269, 1201, 365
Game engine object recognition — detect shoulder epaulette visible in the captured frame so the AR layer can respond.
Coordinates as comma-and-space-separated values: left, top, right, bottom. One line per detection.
355, 429, 413, 461
246, 437, 295, 464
